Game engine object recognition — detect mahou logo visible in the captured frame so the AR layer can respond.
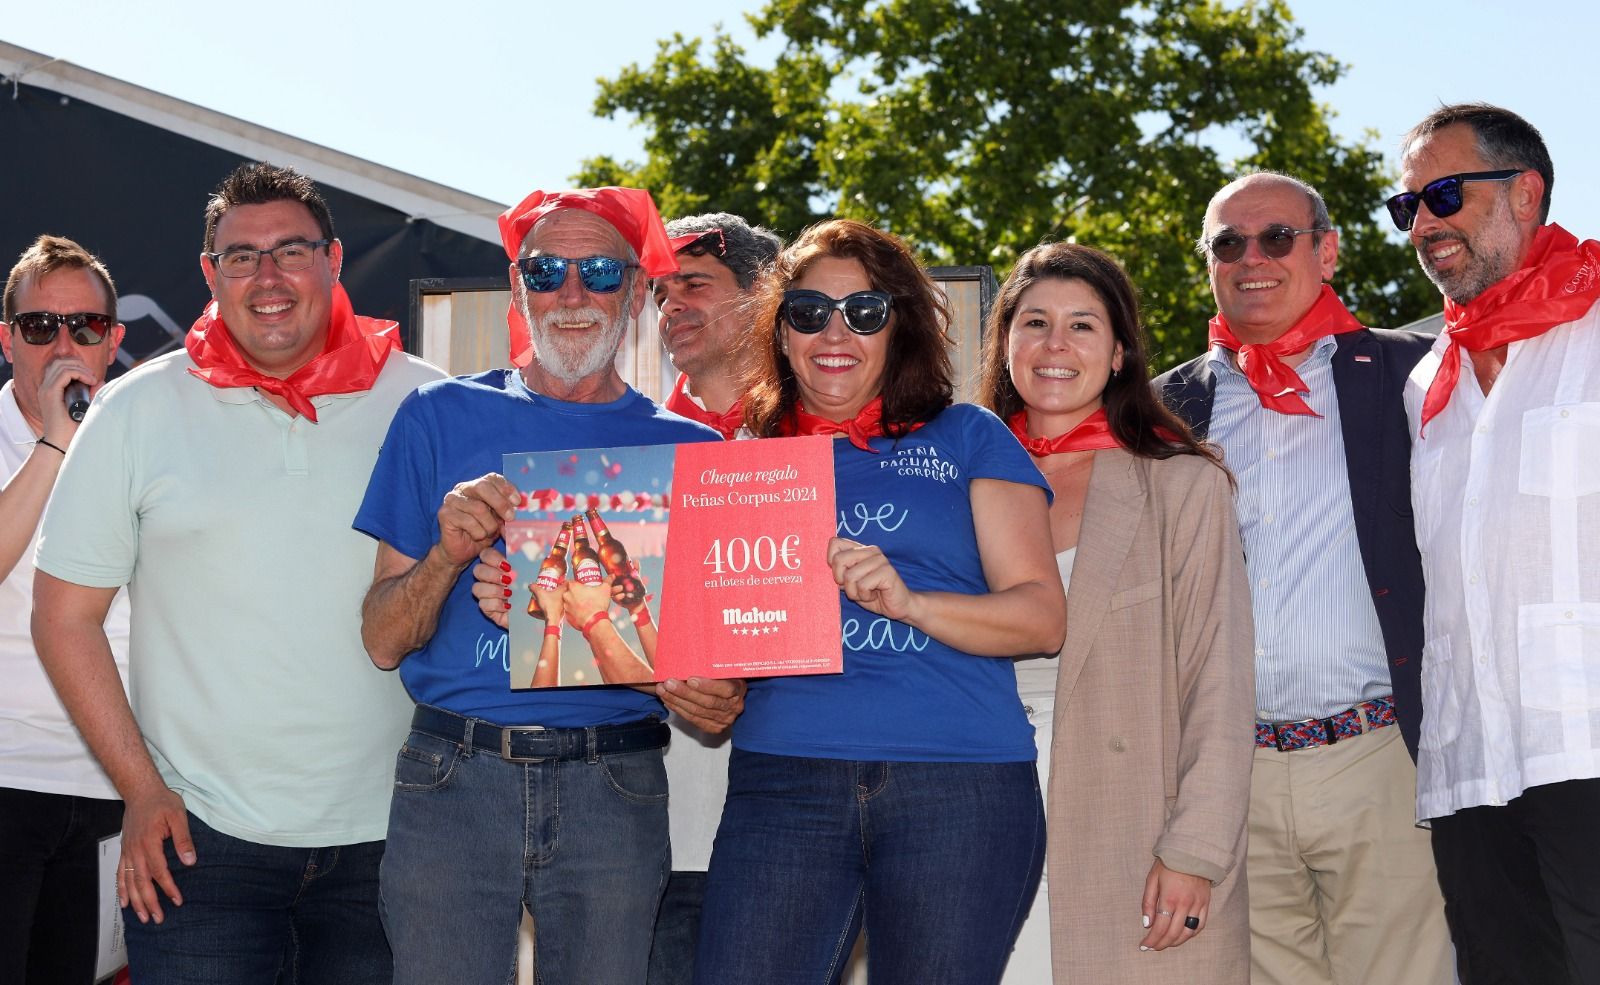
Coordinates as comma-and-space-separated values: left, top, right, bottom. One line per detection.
722, 605, 789, 636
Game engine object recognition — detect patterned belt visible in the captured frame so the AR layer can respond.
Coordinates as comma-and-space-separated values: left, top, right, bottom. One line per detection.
1254, 695, 1396, 752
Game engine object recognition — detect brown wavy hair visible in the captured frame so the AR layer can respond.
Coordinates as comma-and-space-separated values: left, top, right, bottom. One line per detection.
743, 219, 953, 438
976, 242, 1219, 465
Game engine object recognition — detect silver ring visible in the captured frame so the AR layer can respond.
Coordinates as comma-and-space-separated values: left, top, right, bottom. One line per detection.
1156, 909, 1173, 916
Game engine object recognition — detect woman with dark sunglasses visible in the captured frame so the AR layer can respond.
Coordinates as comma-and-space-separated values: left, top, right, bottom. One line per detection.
976, 242, 1252, 984
691, 219, 1067, 985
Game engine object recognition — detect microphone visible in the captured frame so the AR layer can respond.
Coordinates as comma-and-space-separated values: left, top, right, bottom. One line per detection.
65, 383, 91, 423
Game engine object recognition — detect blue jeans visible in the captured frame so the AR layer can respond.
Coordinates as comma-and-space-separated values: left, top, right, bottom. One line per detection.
380, 724, 670, 985
648, 870, 707, 985
695, 750, 1045, 985
122, 812, 390, 985
0, 786, 123, 985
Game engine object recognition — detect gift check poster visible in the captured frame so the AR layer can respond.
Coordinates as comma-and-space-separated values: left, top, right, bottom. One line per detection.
503, 436, 840, 688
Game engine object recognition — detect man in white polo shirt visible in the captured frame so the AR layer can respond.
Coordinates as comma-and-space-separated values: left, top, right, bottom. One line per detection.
31, 162, 442, 984
1, 235, 129, 985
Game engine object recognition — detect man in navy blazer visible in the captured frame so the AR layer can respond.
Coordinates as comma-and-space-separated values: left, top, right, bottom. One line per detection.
1154, 171, 1450, 985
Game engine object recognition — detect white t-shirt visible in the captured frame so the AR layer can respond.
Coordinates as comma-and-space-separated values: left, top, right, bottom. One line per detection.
0, 380, 130, 799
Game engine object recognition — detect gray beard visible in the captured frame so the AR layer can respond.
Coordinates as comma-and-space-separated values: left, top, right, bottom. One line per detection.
527, 302, 630, 383
1420, 195, 1522, 305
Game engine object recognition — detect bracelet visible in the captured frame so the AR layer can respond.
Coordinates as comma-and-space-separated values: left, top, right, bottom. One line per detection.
580, 611, 608, 640
631, 608, 652, 628
544, 624, 562, 638
36, 437, 67, 456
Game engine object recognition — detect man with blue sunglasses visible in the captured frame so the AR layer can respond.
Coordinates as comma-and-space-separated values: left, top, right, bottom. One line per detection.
1399, 103, 1600, 985
356, 187, 738, 985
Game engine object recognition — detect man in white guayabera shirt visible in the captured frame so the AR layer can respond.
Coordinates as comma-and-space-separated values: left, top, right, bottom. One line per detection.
1398, 102, 1600, 985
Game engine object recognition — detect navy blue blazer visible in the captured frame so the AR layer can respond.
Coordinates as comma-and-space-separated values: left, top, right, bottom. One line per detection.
1153, 328, 1434, 759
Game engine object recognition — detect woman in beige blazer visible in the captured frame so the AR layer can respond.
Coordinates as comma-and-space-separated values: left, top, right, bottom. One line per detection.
978, 242, 1255, 984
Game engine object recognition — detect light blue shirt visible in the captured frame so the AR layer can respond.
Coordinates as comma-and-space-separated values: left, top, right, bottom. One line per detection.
1207, 337, 1391, 722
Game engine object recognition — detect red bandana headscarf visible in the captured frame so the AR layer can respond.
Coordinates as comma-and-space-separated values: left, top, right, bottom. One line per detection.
496, 187, 680, 369
665, 373, 744, 440
1419, 223, 1600, 433
1207, 283, 1364, 416
1007, 408, 1120, 455
184, 283, 398, 423
777, 397, 921, 453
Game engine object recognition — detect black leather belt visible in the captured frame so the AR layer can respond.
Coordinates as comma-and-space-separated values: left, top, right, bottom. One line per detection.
410, 704, 669, 763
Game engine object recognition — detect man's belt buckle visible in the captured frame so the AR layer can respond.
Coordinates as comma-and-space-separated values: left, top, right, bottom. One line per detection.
501, 726, 550, 763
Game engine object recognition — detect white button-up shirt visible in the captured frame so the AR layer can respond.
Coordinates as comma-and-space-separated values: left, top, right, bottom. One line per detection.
1405, 299, 1600, 821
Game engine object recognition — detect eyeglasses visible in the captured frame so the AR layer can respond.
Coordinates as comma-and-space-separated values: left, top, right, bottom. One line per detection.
516, 256, 639, 294
11, 311, 117, 346
780, 290, 894, 335
205, 239, 331, 278
1205, 226, 1327, 264
1384, 170, 1524, 231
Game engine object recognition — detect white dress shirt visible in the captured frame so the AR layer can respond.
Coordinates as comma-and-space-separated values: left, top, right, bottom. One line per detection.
1208, 338, 1392, 722
1405, 299, 1600, 821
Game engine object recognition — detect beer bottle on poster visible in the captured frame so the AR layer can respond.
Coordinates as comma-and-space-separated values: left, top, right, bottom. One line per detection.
528, 521, 572, 619
585, 508, 644, 607
570, 515, 605, 587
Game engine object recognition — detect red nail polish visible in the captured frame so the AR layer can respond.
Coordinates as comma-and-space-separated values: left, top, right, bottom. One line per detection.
502, 588, 511, 597
501, 574, 513, 585
500, 561, 512, 572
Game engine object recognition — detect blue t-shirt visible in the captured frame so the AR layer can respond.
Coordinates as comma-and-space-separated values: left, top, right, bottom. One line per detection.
354, 370, 719, 726
734, 403, 1049, 762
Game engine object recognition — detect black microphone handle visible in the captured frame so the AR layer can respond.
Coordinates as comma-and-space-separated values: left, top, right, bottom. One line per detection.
65, 382, 92, 423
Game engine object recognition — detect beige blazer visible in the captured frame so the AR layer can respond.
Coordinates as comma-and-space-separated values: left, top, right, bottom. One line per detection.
1045, 448, 1254, 985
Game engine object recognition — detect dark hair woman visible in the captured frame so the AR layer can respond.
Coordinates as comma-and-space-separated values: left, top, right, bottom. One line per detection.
978, 242, 1253, 985
693, 219, 1067, 985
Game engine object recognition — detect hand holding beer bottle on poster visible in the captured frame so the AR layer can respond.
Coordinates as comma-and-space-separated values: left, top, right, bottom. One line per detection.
492, 439, 841, 688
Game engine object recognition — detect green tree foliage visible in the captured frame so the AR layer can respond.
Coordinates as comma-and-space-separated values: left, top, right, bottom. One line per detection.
578, 0, 1438, 367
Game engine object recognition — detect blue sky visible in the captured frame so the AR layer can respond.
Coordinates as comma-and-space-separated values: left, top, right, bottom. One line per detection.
5, 1, 1595, 242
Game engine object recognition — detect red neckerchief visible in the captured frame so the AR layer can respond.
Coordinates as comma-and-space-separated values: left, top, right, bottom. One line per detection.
1007, 407, 1181, 455
1008, 408, 1119, 455
1208, 283, 1364, 417
777, 397, 921, 453
665, 373, 743, 440
1420, 223, 1600, 434
184, 283, 399, 422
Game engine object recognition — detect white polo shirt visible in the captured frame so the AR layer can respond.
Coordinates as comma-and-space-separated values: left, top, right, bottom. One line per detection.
36, 349, 444, 846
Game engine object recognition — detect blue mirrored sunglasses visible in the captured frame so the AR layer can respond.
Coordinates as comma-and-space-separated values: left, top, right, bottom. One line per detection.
1385, 170, 1523, 231
516, 255, 639, 294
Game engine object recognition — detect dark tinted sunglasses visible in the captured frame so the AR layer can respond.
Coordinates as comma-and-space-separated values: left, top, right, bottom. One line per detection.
1206, 226, 1325, 264
516, 256, 639, 294
780, 290, 893, 335
1385, 170, 1523, 231
12, 311, 116, 346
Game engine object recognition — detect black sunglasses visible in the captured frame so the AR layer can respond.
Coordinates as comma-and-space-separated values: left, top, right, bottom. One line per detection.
1206, 226, 1326, 264
11, 311, 117, 346
1385, 170, 1523, 231
516, 256, 638, 294
780, 290, 894, 335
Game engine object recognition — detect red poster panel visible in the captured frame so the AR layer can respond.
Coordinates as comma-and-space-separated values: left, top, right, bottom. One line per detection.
655, 436, 841, 680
